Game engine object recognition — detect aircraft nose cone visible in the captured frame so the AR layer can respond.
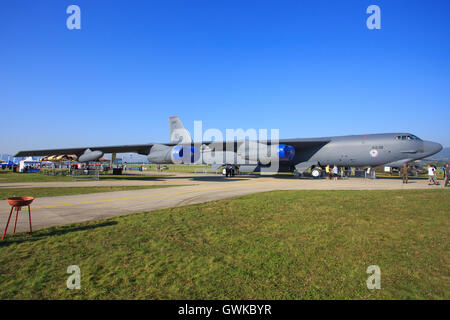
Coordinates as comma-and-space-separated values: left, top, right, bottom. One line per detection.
423, 141, 443, 157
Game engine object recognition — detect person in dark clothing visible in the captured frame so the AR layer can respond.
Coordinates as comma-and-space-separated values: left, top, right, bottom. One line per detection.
401, 163, 409, 184
225, 164, 230, 177
444, 163, 450, 188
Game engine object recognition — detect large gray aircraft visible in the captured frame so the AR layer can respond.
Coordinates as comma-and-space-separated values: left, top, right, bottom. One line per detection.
15, 116, 443, 177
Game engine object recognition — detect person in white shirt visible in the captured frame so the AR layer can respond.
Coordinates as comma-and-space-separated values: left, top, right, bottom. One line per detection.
428, 164, 439, 185
333, 165, 338, 181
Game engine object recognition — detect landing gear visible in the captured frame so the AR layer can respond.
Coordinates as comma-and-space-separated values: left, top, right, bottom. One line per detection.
311, 167, 322, 178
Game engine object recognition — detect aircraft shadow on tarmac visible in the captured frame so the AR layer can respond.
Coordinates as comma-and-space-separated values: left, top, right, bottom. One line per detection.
0, 221, 118, 247
143, 174, 300, 182
183, 176, 251, 182
101, 174, 360, 182
100, 175, 167, 181
101, 175, 252, 182
102, 173, 264, 182
181, 174, 314, 181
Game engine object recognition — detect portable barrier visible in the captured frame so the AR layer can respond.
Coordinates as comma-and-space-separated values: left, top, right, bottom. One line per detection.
72, 169, 100, 181
313, 168, 376, 179
41, 168, 70, 176
193, 167, 220, 174
340, 169, 376, 179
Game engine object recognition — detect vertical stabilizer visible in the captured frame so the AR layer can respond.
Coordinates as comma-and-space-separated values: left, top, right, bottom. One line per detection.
169, 116, 192, 144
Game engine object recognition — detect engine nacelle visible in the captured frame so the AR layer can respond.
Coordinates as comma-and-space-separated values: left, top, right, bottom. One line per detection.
170, 145, 200, 164
277, 144, 295, 161
240, 143, 295, 164
78, 149, 103, 162
147, 144, 200, 164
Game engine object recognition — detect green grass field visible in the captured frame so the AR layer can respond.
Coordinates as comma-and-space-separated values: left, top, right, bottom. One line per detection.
0, 189, 448, 299
0, 171, 73, 182
0, 171, 172, 183
0, 185, 182, 200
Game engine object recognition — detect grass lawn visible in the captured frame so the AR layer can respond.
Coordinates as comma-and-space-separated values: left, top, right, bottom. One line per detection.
0, 171, 73, 183
0, 189, 448, 299
0, 185, 182, 200
0, 171, 171, 183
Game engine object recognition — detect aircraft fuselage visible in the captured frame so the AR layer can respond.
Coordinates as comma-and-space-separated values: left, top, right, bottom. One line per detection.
307, 133, 441, 167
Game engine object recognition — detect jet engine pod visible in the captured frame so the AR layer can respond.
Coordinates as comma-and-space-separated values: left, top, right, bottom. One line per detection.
170, 145, 200, 164
260, 144, 295, 164
241, 143, 295, 164
277, 144, 295, 161
78, 149, 104, 162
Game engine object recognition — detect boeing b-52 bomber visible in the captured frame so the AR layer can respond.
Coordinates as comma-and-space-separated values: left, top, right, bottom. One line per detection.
15, 116, 443, 177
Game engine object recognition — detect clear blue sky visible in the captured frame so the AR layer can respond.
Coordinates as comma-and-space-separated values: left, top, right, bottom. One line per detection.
1, 0, 449, 154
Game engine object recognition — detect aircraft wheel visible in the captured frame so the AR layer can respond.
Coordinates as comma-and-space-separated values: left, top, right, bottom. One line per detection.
311, 168, 322, 178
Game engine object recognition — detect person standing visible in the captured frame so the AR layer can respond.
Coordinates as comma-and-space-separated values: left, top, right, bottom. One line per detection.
230, 165, 235, 177
225, 164, 231, 177
434, 165, 440, 185
427, 164, 433, 185
333, 165, 338, 181
325, 164, 330, 180
444, 163, 450, 188
428, 164, 437, 185
401, 163, 409, 184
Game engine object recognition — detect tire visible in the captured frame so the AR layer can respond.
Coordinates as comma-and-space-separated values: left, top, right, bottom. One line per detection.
311, 168, 322, 178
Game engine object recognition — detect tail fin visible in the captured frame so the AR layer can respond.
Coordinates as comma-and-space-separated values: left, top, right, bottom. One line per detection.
169, 116, 192, 144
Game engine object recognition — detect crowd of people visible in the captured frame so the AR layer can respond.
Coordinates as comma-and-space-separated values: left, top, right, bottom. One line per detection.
224, 164, 237, 177
324, 164, 340, 181
323, 163, 449, 187
427, 163, 450, 187
1, 163, 17, 171
324, 165, 360, 180
398, 163, 448, 187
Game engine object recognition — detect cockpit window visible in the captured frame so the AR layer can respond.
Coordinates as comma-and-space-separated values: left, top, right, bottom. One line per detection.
395, 135, 422, 141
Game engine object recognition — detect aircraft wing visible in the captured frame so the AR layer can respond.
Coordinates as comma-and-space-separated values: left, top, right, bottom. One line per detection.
200, 138, 331, 151
278, 138, 331, 149
14, 144, 153, 157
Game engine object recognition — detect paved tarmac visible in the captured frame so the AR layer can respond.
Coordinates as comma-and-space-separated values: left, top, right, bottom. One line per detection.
0, 173, 442, 234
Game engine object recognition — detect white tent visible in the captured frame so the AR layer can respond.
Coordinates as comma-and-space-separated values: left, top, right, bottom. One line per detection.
19, 157, 41, 173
